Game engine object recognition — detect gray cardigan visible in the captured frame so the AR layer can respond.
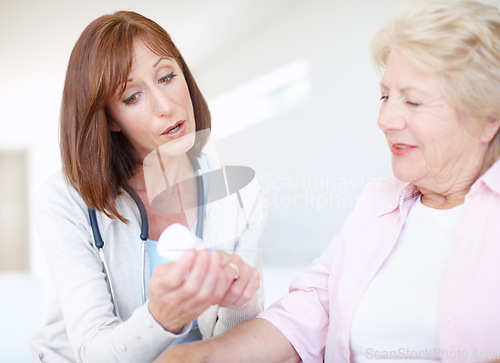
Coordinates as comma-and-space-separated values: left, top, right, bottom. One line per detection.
31, 162, 265, 362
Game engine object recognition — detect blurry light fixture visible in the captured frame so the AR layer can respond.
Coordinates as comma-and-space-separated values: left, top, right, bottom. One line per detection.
209, 59, 311, 140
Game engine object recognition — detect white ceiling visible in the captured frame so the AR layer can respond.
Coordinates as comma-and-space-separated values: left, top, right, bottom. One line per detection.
1, 0, 294, 70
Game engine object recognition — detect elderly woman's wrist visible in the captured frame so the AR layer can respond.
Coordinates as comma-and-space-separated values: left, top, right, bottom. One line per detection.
195, 339, 216, 362
155, 340, 214, 363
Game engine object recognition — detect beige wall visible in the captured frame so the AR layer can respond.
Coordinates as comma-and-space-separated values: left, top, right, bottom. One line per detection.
0, 150, 28, 271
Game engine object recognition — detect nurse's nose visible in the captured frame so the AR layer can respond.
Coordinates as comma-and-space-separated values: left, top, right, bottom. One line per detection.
151, 88, 174, 117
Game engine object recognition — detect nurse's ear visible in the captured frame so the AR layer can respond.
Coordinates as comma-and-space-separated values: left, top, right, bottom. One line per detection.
108, 118, 121, 132
105, 106, 121, 132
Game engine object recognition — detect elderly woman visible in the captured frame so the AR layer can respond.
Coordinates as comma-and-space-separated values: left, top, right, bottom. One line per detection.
31, 11, 265, 363
156, 0, 500, 362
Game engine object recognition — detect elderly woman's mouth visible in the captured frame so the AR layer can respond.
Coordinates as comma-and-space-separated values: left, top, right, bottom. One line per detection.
391, 143, 415, 155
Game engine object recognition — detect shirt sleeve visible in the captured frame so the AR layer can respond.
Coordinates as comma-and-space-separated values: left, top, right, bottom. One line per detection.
33, 173, 190, 362
255, 177, 403, 362
258, 233, 342, 363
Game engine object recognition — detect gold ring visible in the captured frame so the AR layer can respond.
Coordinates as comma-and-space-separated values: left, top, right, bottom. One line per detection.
226, 262, 240, 280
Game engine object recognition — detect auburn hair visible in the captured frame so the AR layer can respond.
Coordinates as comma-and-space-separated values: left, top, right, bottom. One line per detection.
60, 11, 211, 222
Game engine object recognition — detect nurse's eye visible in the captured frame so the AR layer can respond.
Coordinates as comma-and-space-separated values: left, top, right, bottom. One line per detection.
379, 94, 389, 102
123, 92, 141, 105
159, 72, 177, 84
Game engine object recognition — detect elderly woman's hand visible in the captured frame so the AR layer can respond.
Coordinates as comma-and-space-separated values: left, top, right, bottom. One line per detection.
148, 250, 259, 333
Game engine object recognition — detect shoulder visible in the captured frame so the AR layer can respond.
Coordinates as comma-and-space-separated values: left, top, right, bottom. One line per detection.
471, 160, 500, 196
33, 171, 139, 246
34, 170, 86, 210
33, 170, 92, 232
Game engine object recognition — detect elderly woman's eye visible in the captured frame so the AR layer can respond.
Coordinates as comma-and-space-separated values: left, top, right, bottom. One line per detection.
159, 72, 177, 84
406, 99, 421, 107
379, 95, 389, 102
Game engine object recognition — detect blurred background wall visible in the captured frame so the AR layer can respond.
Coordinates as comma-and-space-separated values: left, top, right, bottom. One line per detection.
1, 0, 498, 361
1, 0, 400, 277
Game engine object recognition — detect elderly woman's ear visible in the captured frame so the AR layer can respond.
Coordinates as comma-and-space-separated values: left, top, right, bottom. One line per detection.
481, 115, 500, 143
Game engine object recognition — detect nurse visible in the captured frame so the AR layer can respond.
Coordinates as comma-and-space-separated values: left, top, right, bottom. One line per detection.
31, 10, 265, 362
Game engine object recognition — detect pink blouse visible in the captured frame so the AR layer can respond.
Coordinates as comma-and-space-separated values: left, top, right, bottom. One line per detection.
259, 161, 500, 363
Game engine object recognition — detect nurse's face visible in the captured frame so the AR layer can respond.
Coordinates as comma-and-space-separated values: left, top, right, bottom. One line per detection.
107, 39, 196, 160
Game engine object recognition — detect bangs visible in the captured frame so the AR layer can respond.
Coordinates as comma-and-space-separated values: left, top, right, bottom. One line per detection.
96, 23, 178, 105
140, 31, 177, 62
95, 22, 135, 104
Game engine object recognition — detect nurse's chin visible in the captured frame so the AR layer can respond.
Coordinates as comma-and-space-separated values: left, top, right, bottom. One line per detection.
157, 132, 196, 157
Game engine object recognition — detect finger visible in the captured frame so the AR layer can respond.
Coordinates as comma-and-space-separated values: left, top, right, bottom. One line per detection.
233, 268, 260, 307
220, 265, 260, 307
217, 255, 244, 298
152, 250, 197, 291
225, 262, 240, 280
214, 250, 233, 266
181, 250, 212, 295
218, 262, 248, 307
193, 252, 225, 304
210, 262, 237, 305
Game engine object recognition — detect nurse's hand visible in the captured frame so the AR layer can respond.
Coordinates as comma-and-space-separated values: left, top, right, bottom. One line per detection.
216, 251, 260, 308
148, 250, 259, 334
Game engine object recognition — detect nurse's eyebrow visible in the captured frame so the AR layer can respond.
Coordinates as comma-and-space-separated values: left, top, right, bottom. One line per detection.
125, 57, 170, 82
153, 57, 168, 68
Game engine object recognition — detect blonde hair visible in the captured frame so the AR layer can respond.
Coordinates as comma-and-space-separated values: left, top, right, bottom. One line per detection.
371, 0, 500, 159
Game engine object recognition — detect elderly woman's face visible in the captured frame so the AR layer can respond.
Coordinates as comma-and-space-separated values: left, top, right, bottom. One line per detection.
107, 40, 196, 160
377, 49, 489, 193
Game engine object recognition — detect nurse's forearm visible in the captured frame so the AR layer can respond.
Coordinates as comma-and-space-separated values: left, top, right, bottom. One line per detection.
154, 318, 300, 363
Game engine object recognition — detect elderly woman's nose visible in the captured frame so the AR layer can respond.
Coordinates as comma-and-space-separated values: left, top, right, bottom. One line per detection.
377, 102, 405, 131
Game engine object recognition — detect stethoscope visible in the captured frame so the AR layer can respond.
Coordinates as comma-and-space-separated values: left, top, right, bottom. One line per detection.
87, 157, 205, 316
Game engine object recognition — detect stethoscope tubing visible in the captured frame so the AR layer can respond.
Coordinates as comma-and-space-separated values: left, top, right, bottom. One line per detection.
122, 184, 149, 305
88, 157, 204, 314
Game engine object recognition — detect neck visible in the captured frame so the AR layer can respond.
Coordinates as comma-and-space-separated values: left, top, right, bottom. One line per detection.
129, 152, 194, 194
418, 168, 484, 209
418, 151, 496, 209
419, 190, 467, 209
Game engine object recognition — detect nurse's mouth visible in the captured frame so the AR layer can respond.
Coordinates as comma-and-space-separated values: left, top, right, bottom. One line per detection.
162, 121, 185, 138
